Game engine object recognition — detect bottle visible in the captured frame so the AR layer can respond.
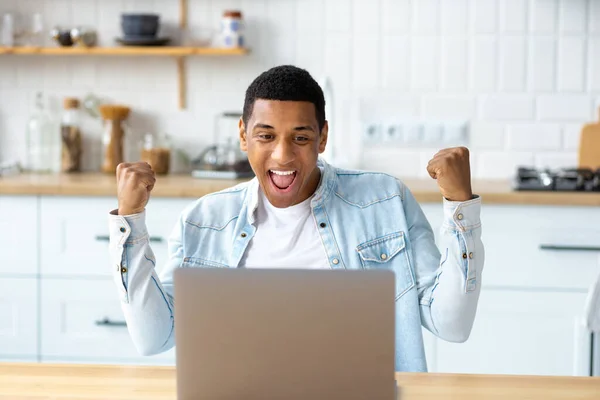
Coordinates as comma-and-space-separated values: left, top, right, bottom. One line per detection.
61, 98, 83, 173
1, 13, 14, 47
26, 92, 60, 173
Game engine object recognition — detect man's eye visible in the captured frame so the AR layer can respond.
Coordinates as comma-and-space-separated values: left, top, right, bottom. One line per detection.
295, 137, 309, 142
258, 134, 273, 140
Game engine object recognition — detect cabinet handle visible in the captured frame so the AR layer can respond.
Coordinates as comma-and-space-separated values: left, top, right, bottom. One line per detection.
95, 317, 127, 327
95, 235, 163, 243
539, 244, 600, 252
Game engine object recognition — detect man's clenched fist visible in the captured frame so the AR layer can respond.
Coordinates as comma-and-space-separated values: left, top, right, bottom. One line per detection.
116, 162, 156, 215
427, 147, 473, 202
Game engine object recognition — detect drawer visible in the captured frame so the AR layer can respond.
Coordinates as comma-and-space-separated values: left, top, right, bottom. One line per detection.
0, 196, 38, 275
421, 204, 600, 290
40, 278, 175, 364
40, 196, 192, 277
0, 277, 38, 360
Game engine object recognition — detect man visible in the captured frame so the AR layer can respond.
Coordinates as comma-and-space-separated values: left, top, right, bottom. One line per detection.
109, 65, 484, 372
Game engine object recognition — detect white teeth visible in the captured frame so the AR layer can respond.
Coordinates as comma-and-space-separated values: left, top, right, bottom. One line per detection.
270, 170, 295, 176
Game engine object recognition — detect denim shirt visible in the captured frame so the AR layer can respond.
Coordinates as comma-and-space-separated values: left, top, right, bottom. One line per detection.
109, 159, 484, 372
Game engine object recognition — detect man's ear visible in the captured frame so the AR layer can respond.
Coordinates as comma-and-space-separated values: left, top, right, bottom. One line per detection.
239, 117, 247, 152
318, 121, 329, 154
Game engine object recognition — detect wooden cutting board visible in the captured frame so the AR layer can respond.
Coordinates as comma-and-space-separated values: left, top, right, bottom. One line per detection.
579, 109, 600, 169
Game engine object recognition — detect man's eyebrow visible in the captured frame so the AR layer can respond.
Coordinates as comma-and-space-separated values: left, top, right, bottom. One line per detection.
293, 126, 315, 132
253, 123, 275, 130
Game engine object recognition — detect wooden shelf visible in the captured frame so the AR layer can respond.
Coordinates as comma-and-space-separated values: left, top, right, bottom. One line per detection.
0, 46, 249, 56
0, 46, 248, 109
0, 0, 248, 110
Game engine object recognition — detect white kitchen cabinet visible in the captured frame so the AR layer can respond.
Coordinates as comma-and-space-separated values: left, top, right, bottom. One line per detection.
40, 278, 175, 365
39, 196, 192, 277
428, 289, 590, 376
0, 196, 38, 275
420, 204, 600, 290
0, 278, 38, 361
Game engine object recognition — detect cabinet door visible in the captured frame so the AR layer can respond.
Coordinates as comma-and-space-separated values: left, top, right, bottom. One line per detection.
40, 278, 175, 364
0, 278, 38, 360
40, 196, 191, 277
431, 289, 591, 376
0, 196, 38, 275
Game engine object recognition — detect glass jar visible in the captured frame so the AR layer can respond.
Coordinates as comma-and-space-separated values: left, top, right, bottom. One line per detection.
100, 105, 131, 174
26, 92, 60, 173
60, 98, 83, 173
140, 132, 172, 175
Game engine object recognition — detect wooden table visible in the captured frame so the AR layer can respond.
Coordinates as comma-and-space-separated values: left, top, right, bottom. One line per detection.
1, 363, 599, 399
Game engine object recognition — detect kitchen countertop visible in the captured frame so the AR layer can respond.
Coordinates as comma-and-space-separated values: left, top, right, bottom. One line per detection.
1, 172, 600, 206
1, 363, 599, 399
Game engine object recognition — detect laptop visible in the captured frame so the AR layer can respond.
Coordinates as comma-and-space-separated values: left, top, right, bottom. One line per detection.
173, 267, 396, 400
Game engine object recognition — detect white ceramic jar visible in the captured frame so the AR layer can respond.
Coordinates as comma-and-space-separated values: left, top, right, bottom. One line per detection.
220, 10, 244, 48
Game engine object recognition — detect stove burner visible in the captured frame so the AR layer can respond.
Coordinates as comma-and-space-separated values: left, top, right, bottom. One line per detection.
514, 167, 600, 192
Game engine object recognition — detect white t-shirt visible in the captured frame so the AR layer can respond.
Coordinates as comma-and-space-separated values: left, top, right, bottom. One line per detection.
239, 189, 330, 269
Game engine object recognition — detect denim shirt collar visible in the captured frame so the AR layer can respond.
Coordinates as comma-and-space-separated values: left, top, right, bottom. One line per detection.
245, 157, 336, 225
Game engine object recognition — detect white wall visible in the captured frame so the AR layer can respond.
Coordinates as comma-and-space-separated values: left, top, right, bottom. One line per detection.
1, 0, 600, 178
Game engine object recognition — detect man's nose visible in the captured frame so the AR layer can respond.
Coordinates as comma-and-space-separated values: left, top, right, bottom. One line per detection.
271, 140, 295, 164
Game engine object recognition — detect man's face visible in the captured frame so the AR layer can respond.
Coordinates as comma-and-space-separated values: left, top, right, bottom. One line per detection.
239, 99, 328, 208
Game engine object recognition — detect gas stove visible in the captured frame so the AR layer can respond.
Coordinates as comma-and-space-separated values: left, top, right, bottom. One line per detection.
513, 167, 600, 191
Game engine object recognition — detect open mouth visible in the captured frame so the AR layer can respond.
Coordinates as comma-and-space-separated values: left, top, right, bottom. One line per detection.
268, 170, 297, 193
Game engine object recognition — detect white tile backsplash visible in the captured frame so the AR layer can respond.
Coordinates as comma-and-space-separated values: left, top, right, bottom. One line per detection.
471, 38, 498, 91
501, 0, 529, 33
473, 0, 498, 34
563, 124, 583, 150
537, 95, 592, 121
440, 0, 468, 34
381, 0, 410, 34
507, 123, 562, 150
530, 0, 558, 33
530, 37, 556, 91
382, 35, 409, 90
480, 95, 535, 120
441, 38, 468, 91
412, 0, 439, 34
500, 38, 527, 91
1, 0, 599, 179
589, 38, 600, 91
558, 37, 586, 92
410, 37, 439, 90
559, 0, 587, 33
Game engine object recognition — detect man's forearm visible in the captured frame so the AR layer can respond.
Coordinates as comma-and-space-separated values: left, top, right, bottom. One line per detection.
419, 197, 484, 342
109, 211, 176, 355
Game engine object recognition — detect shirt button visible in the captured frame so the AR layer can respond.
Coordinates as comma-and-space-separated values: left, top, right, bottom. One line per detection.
241, 232, 247, 238
380, 253, 387, 260
462, 253, 467, 259
332, 258, 339, 265
121, 267, 127, 273
469, 252, 474, 259
119, 227, 126, 233
320, 222, 326, 228
457, 214, 464, 220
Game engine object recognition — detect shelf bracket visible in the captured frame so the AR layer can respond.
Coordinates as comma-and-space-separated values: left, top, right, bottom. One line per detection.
180, 0, 188, 28
177, 56, 186, 110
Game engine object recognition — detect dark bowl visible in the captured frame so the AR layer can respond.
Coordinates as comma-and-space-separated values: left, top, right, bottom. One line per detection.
121, 13, 160, 37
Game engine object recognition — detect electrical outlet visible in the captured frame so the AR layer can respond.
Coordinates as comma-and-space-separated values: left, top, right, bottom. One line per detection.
362, 122, 382, 143
443, 121, 469, 145
404, 122, 423, 144
382, 122, 402, 142
423, 123, 443, 144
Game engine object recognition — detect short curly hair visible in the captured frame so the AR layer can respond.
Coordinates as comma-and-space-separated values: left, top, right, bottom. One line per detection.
242, 65, 326, 131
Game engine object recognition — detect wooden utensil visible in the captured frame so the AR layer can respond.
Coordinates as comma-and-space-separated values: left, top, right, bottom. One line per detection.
579, 108, 600, 169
